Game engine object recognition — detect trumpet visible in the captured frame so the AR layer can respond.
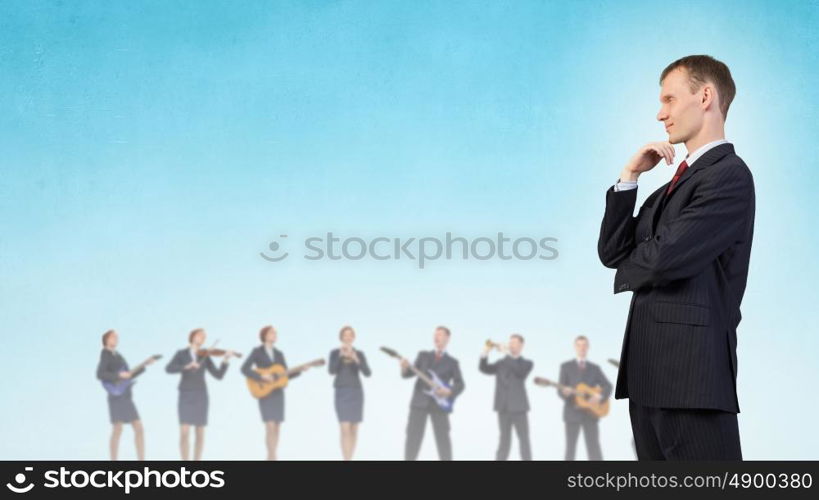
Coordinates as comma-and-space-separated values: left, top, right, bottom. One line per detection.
339, 344, 356, 364
485, 339, 506, 352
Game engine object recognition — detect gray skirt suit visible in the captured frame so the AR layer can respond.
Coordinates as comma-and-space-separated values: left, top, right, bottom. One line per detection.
97, 349, 145, 424
241, 346, 300, 423
165, 348, 228, 426
328, 348, 371, 423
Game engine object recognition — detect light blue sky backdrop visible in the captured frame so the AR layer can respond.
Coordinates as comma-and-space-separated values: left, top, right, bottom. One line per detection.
1, 0, 817, 459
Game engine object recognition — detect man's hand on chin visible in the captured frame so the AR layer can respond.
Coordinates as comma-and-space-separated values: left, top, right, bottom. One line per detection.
620, 141, 675, 182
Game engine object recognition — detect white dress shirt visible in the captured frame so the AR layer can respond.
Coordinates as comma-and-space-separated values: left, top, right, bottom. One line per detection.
264, 345, 276, 362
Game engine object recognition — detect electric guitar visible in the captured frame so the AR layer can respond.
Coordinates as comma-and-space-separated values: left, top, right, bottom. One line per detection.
246, 359, 325, 398
533, 377, 610, 418
381, 346, 454, 412
608, 358, 620, 369
101, 354, 162, 396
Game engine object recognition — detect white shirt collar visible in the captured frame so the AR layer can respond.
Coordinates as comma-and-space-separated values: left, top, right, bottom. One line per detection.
683, 139, 729, 168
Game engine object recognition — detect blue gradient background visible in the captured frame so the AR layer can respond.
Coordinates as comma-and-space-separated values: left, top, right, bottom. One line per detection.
1, 0, 817, 460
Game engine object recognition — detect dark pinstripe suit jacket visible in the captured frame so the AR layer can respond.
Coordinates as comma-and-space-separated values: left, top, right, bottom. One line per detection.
402, 351, 465, 409
558, 360, 612, 422
165, 348, 228, 390
598, 143, 755, 413
479, 355, 533, 413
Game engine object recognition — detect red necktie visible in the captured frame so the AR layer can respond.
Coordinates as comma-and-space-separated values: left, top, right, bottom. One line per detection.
666, 160, 689, 194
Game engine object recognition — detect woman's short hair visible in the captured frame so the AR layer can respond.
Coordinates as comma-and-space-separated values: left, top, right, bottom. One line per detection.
259, 325, 276, 342
339, 325, 355, 340
189, 328, 204, 343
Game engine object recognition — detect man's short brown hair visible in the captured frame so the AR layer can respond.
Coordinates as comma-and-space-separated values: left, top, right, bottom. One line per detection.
102, 329, 115, 346
660, 55, 736, 120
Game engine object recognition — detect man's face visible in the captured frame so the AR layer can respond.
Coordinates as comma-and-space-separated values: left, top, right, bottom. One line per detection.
657, 67, 705, 145
574, 339, 589, 359
508, 336, 523, 356
434, 329, 450, 351
107, 331, 119, 349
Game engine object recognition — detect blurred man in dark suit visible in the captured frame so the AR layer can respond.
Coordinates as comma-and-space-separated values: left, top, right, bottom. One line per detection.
558, 336, 612, 460
598, 55, 754, 460
479, 333, 534, 460
400, 326, 465, 460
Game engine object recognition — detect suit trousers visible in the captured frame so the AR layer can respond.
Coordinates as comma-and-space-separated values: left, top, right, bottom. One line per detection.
405, 406, 452, 460
565, 415, 602, 460
497, 411, 532, 460
629, 400, 742, 460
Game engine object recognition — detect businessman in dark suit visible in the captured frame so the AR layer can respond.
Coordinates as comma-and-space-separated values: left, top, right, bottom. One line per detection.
479, 333, 533, 460
598, 55, 755, 460
400, 326, 465, 460
558, 336, 612, 460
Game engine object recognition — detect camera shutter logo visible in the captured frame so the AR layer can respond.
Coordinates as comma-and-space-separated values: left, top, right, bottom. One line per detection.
6, 467, 34, 494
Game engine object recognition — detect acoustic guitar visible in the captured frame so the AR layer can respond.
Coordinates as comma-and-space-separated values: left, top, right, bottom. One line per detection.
101, 354, 162, 396
533, 376, 610, 418
246, 359, 325, 398
381, 346, 454, 412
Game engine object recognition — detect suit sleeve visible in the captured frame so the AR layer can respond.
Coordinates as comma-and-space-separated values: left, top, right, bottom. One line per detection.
328, 350, 340, 375
402, 352, 421, 379
358, 351, 371, 377
614, 165, 753, 293
478, 356, 497, 374
450, 360, 465, 399
96, 351, 119, 382
206, 356, 229, 380
165, 351, 186, 374
241, 349, 262, 381
557, 363, 570, 401
598, 186, 640, 268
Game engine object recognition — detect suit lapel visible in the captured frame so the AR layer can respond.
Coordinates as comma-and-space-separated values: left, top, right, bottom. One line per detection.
663, 143, 735, 203
651, 183, 670, 232
262, 346, 277, 364
653, 143, 735, 227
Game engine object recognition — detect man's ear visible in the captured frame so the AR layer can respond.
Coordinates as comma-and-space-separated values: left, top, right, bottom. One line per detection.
701, 85, 716, 109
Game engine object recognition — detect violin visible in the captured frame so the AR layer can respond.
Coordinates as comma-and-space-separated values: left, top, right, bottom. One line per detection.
196, 348, 242, 358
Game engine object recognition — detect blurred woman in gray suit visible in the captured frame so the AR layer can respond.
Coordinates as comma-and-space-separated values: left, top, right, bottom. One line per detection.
242, 325, 313, 460
96, 329, 157, 460
328, 325, 371, 460
165, 328, 236, 460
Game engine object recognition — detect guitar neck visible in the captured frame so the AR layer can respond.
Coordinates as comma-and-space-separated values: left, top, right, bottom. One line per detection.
537, 379, 575, 394
286, 363, 315, 376
408, 365, 436, 388
132, 357, 157, 373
